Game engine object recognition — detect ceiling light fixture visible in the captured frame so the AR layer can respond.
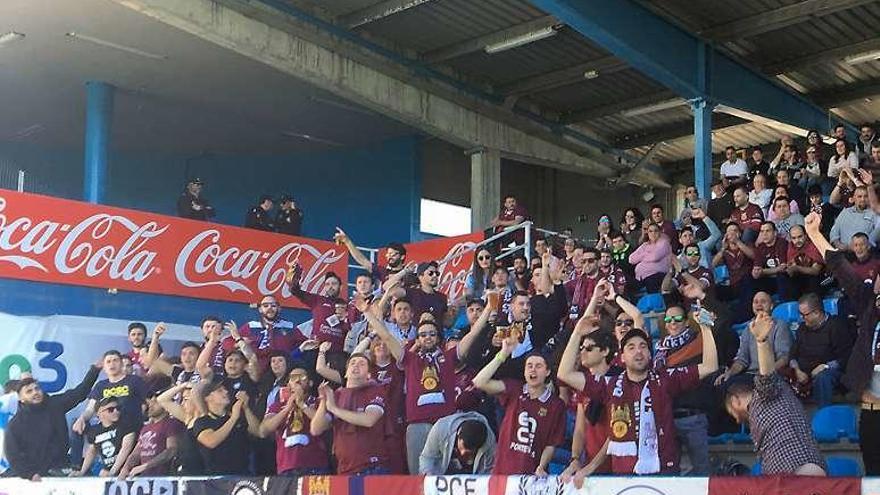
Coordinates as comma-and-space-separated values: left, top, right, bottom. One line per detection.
281, 131, 344, 147
844, 50, 880, 65
65, 32, 167, 60
583, 70, 600, 80
0, 31, 25, 46
620, 98, 687, 118
484, 26, 559, 54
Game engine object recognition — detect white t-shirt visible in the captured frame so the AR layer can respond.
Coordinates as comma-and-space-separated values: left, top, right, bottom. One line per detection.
720, 159, 748, 178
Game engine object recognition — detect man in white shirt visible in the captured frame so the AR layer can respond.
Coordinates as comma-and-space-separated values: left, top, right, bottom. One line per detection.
720, 146, 748, 187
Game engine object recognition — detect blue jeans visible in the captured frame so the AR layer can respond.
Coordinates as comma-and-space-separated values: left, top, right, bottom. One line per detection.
674, 413, 710, 476
812, 367, 842, 407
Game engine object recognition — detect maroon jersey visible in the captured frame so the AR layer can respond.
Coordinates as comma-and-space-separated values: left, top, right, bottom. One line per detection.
787, 241, 823, 269
399, 347, 459, 423
453, 366, 482, 412
405, 287, 448, 325
494, 205, 529, 234
755, 238, 789, 270
599, 265, 627, 296
267, 397, 329, 474
293, 292, 348, 352
722, 246, 753, 286
332, 385, 388, 474
852, 255, 880, 285
136, 417, 184, 475
347, 298, 365, 325
581, 367, 699, 474
564, 272, 601, 324
730, 204, 764, 232
575, 390, 612, 474
375, 361, 406, 435
221, 320, 300, 373
493, 380, 566, 475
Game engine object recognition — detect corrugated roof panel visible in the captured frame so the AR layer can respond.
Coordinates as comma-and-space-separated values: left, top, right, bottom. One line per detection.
444, 28, 608, 85
354, 0, 545, 52
529, 69, 665, 113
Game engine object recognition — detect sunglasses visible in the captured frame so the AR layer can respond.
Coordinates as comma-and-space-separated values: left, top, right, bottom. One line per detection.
478, 255, 492, 261
685, 250, 700, 256
424, 270, 439, 276
100, 406, 119, 413
418, 331, 438, 338
664, 315, 686, 323
615, 319, 634, 326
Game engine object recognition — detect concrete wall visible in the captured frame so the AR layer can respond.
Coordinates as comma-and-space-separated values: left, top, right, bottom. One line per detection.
0, 137, 422, 325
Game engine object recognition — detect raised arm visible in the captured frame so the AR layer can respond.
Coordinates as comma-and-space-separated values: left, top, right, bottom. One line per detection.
358, 295, 403, 361
610, 286, 645, 330
334, 227, 374, 272
310, 383, 333, 436
196, 330, 221, 376
227, 321, 261, 383
316, 341, 343, 384
472, 336, 516, 396
323, 383, 383, 428
143, 323, 172, 376
457, 297, 494, 360
237, 391, 262, 437
751, 312, 776, 376
196, 400, 243, 449
557, 314, 597, 392
259, 395, 296, 438
696, 320, 719, 379
156, 383, 190, 423
57, 362, 101, 412
804, 211, 835, 258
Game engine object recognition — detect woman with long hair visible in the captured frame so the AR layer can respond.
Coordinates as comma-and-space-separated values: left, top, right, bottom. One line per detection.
465, 248, 494, 298
619, 207, 644, 249
827, 138, 859, 179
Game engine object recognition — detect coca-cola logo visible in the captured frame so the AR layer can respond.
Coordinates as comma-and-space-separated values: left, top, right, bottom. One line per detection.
175, 230, 345, 295
403, 240, 477, 301
0, 194, 348, 305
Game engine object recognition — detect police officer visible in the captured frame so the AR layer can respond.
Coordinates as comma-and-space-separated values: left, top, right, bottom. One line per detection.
245, 195, 274, 231
274, 194, 303, 236
177, 178, 215, 220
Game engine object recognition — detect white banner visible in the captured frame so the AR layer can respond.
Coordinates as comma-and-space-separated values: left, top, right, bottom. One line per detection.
498, 476, 709, 495
424, 475, 493, 495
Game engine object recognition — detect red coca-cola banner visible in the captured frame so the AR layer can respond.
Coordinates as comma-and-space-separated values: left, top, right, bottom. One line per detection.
391, 232, 483, 302
0, 190, 348, 308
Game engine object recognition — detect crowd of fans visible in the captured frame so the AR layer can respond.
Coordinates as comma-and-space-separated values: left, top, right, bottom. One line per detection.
2, 125, 880, 483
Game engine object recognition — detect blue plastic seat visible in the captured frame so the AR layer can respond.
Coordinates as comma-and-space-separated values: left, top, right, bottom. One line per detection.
714, 265, 730, 285
637, 293, 665, 313
771, 301, 801, 324
823, 297, 839, 316
812, 405, 859, 443
751, 461, 762, 476
826, 457, 861, 476
708, 434, 729, 445
732, 322, 749, 336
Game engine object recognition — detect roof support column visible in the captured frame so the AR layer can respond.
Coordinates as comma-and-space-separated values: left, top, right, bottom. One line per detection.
693, 41, 713, 199
471, 149, 501, 232
83, 81, 114, 204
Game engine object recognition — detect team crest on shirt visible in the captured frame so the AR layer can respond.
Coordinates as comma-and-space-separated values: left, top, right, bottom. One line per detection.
611, 404, 631, 439
421, 365, 440, 391
537, 407, 547, 417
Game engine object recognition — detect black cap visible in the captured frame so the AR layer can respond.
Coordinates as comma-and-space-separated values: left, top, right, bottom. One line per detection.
259, 194, 273, 204
201, 377, 227, 397
807, 184, 823, 197
279, 194, 293, 204
97, 396, 119, 410
620, 328, 651, 349
188, 177, 204, 185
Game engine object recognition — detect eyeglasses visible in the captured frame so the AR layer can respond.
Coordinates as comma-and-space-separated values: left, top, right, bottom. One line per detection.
418, 331, 438, 338
580, 345, 597, 352
100, 406, 119, 413
615, 319, 634, 326
584, 258, 597, 263
664, 315, 686, 323
477, 255, 492, 261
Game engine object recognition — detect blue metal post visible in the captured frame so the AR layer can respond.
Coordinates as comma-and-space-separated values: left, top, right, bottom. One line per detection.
83, 81, 114, 204
693, 99, 714, 199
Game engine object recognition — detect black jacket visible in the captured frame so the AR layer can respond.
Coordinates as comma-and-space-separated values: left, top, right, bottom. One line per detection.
6, 366, 100, 478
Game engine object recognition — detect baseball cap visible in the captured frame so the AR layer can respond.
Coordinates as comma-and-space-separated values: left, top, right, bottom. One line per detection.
97, 396, 120, 410
187, 177, 204, 185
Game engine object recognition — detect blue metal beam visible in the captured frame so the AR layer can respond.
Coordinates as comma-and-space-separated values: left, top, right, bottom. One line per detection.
528, 0, 856, 135
693, 99, 713, 198
83, 81, 114, 204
